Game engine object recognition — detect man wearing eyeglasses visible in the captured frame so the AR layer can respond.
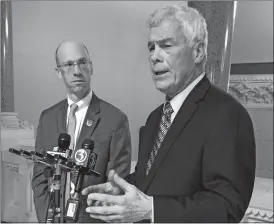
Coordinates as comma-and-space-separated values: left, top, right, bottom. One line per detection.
32, 41, 132, 223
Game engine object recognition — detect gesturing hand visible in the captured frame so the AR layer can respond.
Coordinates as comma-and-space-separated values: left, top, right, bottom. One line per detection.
83, 170, 153, 223
82, 170, 122, 206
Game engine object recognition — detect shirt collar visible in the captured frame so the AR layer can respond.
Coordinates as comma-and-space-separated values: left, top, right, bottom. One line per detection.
166, 72, 205, 114
67, 90, 93, 110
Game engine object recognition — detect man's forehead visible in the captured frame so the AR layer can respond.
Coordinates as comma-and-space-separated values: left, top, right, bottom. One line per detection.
57, 42, 89, 62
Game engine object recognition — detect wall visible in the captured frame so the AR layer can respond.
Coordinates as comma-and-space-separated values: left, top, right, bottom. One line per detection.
230, 1, 273, 178
229, 74, 273, 178
12, 1, 273, 163
12, 1, 182, 160
231, 1, 273, 63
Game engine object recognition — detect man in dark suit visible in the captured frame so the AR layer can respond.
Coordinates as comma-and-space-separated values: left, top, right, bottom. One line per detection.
82, 4, 256, 223
32, 41, 132, 223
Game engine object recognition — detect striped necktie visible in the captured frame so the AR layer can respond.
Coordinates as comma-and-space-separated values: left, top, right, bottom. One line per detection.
146, 102, 173, 175
65, 103, 78, 203
67, 103, 78, 150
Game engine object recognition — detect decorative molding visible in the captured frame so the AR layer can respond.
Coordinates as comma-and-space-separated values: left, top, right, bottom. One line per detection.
242, 177, 273, 223
228, 74, 273, 106
243, 207, 273, 223
19, 120, 34, 130
1, 112, 34, 130
1, 112, 35, 151
230, 74, 273, 82
3, 162, 19, 173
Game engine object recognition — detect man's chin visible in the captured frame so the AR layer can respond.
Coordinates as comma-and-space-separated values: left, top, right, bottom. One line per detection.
155, 83, 170, 95
71, 88, 84, 94
69, 87, 89, 96
154, 82, 176, 98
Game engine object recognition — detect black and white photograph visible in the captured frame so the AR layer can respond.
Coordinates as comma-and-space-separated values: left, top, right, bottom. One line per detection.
0, 1, 273, 223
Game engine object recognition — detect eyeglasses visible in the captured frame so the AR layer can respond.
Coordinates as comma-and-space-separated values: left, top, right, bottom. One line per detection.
57, 61, 91, 71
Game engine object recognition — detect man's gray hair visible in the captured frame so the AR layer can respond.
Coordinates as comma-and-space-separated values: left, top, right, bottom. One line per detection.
148, 4, 208, 60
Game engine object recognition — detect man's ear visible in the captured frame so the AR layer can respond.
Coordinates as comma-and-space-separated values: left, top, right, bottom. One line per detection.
55, 68, 62, 79
90, 64, 93, 76
193, 42, 205, 64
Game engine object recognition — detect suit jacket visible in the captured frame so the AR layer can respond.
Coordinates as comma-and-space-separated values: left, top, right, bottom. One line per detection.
32, 94, 132, 223
127, 76, 256, 223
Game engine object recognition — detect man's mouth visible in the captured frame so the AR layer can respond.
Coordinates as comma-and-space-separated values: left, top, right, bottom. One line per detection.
73, 80, 85, 83
154, 70, 169, 76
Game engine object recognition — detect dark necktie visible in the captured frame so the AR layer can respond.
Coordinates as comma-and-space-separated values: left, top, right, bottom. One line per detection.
146, 102, 174, 175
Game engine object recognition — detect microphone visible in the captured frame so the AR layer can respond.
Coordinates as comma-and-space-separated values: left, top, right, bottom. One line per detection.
10, 133, 73, 171
65, 139, 100, 222
45, 133, 74, 173
73, 139, 99, 193
46, 133, 71, 158
47, 133, 72, 223
58, 133, 71, 150
73, 139, 99, 176
9, 148, 53, 168
8, 133, 74, 224
59, 132, 73, 158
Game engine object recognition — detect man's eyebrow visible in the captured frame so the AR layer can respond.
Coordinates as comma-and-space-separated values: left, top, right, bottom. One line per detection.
148, 37, 176, 47
148, 41, 154, 48
77, 57, 88, 61
63, 57, 88, 63
158, 37, 176, 44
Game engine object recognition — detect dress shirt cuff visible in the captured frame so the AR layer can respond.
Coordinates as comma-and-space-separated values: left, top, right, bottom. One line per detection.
151, 196, 154, 223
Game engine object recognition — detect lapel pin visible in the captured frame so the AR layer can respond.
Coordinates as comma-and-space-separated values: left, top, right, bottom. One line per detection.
86, 119, 93, 127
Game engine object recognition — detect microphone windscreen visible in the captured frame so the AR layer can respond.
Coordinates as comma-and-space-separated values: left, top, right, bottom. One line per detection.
81, 139, 94, 150
58, 133, 71, 150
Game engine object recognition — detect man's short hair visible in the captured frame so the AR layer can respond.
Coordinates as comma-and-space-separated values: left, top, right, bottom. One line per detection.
148, 4, 208, 61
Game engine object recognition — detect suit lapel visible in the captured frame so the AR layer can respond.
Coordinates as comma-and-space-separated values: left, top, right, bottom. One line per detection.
143, 107, 163, 159
56, 100, 68, 220
57, 100, 68, 136
138, 107, 162, 191
75, 94, 100, 150
142, 76, 211, 191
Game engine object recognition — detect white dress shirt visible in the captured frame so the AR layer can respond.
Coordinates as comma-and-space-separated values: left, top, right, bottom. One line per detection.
66, 90, 93, 149
169, 72, 205, 123
65, 90, 93, 202
151, 72, 205, 222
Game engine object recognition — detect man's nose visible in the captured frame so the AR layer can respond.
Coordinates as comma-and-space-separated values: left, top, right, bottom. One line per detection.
73, 64, 82, 75
151, 46, 163, 64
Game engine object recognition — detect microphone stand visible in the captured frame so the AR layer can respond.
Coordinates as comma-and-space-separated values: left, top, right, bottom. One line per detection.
65, 139, 100, 223
52, 158, 62, 223
9, 148, 75, 223
48, 154, 72, 223
43, 168, 54, 223
65, 166, 100, 222
8, 139, 99, 223
64, 165, 85, 222
8, 133, 73, 224
45, 187, 54, 223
